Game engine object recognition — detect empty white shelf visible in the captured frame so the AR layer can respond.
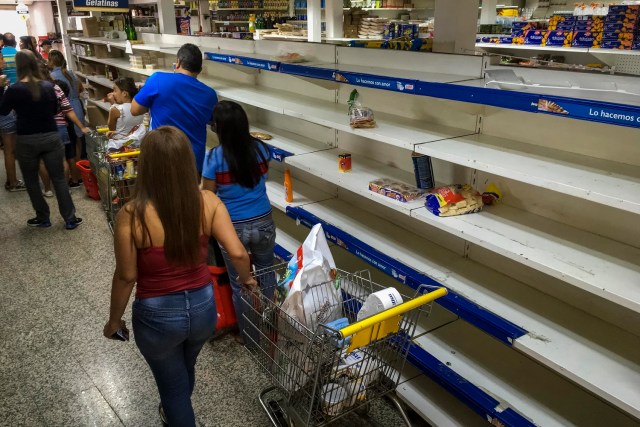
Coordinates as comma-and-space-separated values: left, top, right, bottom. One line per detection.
87, 98, 111, 112
414, 133, 640, 214
411, 205, 640, 314
251, 124, 331, 158
286, 148, 425, 216
415, 321, 639, 426
266, 168, 335, 213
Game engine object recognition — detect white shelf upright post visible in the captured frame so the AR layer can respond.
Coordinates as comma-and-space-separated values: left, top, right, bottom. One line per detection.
434, 0, 478, 54
326, 0, 343, 39
307, 0, 322, 43
480, 0, 498, 25
158, 0, 178, 35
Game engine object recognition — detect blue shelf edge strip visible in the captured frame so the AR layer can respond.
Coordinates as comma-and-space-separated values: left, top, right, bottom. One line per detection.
206, 50, 640, 128
267, 144, 295, 162
273, 241, 534, 427
285, 205, 527, 346
405, 339, 536, 427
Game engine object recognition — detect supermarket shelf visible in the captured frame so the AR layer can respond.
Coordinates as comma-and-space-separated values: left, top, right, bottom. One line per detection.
288, 199, 640, 420
411, 205, 640, 313
286, 148, 425, 216
77, 72, 115, 89
266, 169, 335, 212
70, 36, 127, 49
412, 321, 639, 426
87, 98, 111, 112
476, 43, 640, 57
476, 43, 590, 53
76, 54, 165, 77
343, 7, 426, 10
414, 134, 640, 214
286, 144, 640, 313
252, 124, 331, 161
213, 20, 250, 23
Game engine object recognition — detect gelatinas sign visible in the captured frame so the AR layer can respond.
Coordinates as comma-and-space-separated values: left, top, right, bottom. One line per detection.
73, 0, 129, 12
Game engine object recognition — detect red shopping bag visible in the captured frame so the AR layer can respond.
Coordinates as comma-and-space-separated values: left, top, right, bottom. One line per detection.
209, 266, 237, 331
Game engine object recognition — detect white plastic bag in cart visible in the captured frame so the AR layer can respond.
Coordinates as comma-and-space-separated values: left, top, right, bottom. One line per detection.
280, 224, 342, 332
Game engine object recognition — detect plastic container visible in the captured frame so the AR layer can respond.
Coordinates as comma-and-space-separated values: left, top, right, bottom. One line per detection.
209, 265, 238, 331
75, 160, 100, 200
321, 384, 349, 416
284, 168, 293, 202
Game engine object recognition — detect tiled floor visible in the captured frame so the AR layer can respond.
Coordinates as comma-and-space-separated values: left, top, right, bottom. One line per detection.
0, 151, 425, 427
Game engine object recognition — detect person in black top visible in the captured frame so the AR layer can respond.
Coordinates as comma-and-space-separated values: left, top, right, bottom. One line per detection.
0, 50, 83, 229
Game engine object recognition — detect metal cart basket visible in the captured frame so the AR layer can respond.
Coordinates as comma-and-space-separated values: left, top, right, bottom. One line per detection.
95, 150, 139, 232
85, 130, 108, 174
242, 263, 447, 427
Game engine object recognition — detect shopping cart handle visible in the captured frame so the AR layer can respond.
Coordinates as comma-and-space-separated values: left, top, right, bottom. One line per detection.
108, 150, 141, 159
338, 287, 448, 340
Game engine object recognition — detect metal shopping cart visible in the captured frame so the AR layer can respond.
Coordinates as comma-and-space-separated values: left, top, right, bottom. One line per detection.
242, 263, 447, 427
85, 130, 108, 174
96, 150, 139, 232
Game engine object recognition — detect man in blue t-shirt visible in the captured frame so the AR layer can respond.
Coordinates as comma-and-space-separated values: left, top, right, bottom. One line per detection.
1, 33, 18, 85
131, 43, 218, 174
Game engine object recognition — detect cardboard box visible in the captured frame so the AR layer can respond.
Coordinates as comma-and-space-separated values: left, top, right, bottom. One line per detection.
602, 31, 635, 41
545, 30, 573, 47
86, 105, 107, 127
607, 5, 639, 15
572, 31, 602, 48
82, 17, 100, 37
599, 40, 632, 49
524, 30, 547, 45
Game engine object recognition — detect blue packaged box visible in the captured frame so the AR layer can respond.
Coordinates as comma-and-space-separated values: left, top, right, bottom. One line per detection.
511, 29, 524, 37
603, 22, 637, 32
608, 5, 640, 15
605, 14, 638, 25
524, 30, 547, 45
602, 31, 635, 41
600, 40, 629, 49
499, 36, 513, 44
572, 31, 601, 47
545, 30, 573, 47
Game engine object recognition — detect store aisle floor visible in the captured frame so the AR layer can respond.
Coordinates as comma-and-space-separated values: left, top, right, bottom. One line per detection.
0, 152, 416, 427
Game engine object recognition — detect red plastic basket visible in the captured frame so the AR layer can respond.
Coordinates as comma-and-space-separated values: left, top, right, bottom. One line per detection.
75, 160, 100, 200
209, 266, 237, 331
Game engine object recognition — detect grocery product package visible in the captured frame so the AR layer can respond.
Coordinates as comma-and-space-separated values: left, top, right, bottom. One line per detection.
348, 89, 376, 129
332, 349, 381, 407
425, 184, 484, 217
369, 178, 427, 203
278, 224, 342, 332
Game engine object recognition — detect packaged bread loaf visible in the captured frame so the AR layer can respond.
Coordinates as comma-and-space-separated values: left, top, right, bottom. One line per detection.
425, 184, 484, 217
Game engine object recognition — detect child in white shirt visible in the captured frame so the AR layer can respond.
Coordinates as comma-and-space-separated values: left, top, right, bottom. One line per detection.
107, 78, 144, 140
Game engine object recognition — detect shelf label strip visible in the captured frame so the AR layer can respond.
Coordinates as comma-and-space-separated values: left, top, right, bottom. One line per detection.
336, 71, 417, 94
286, 206, 527, 345
267, 144, 294, 162
538, 96, 640, 128
279, 63, 336, 81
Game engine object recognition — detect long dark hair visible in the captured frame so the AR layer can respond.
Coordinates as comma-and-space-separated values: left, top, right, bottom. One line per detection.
130, 126, 202, 266
48, 50, 76, 88
16, 50, 44, 100
114, 77, 138, 99
212, 101, 268, 188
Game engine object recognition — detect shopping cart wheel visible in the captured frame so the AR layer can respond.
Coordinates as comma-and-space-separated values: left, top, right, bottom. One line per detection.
259, 386, 290, 427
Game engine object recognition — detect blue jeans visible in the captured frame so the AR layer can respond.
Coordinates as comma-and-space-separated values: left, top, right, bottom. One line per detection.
132, 284, 216, 427
219, 215, 276, 337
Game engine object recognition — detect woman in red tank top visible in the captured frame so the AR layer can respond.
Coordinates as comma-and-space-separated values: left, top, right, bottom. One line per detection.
103, 126, 256, 427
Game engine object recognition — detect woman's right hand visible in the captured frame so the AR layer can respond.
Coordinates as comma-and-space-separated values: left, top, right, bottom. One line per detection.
242, 276, 258, 289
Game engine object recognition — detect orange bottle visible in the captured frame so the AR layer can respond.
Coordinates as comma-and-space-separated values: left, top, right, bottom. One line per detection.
284, 169, 293, 203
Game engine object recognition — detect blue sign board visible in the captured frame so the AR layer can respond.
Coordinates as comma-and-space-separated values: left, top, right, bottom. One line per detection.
205, 52, 235, 64
538, 96, 640, 128
279, 63, 336, 81
73, 0, 128, 12
336, 71, 417, 94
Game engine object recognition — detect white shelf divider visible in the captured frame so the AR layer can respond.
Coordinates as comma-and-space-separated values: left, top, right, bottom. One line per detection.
414, 134, 640, 215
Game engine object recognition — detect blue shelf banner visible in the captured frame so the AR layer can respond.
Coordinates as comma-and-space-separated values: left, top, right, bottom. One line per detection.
417, 81, 540, 113
267, 144, 294, 162
73, 0, 128, 11
274, 244, 293, 263
538, 96, 640, 128
285, 206, 527, 345
234, 56, 280, 72
336, 71, 417, 94
205, 52, 236, 64
279, 63, 336, 81
405, 339, 537, 427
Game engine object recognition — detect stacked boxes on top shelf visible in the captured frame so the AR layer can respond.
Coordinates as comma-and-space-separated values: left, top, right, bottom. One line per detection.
601, 4, 640, 50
